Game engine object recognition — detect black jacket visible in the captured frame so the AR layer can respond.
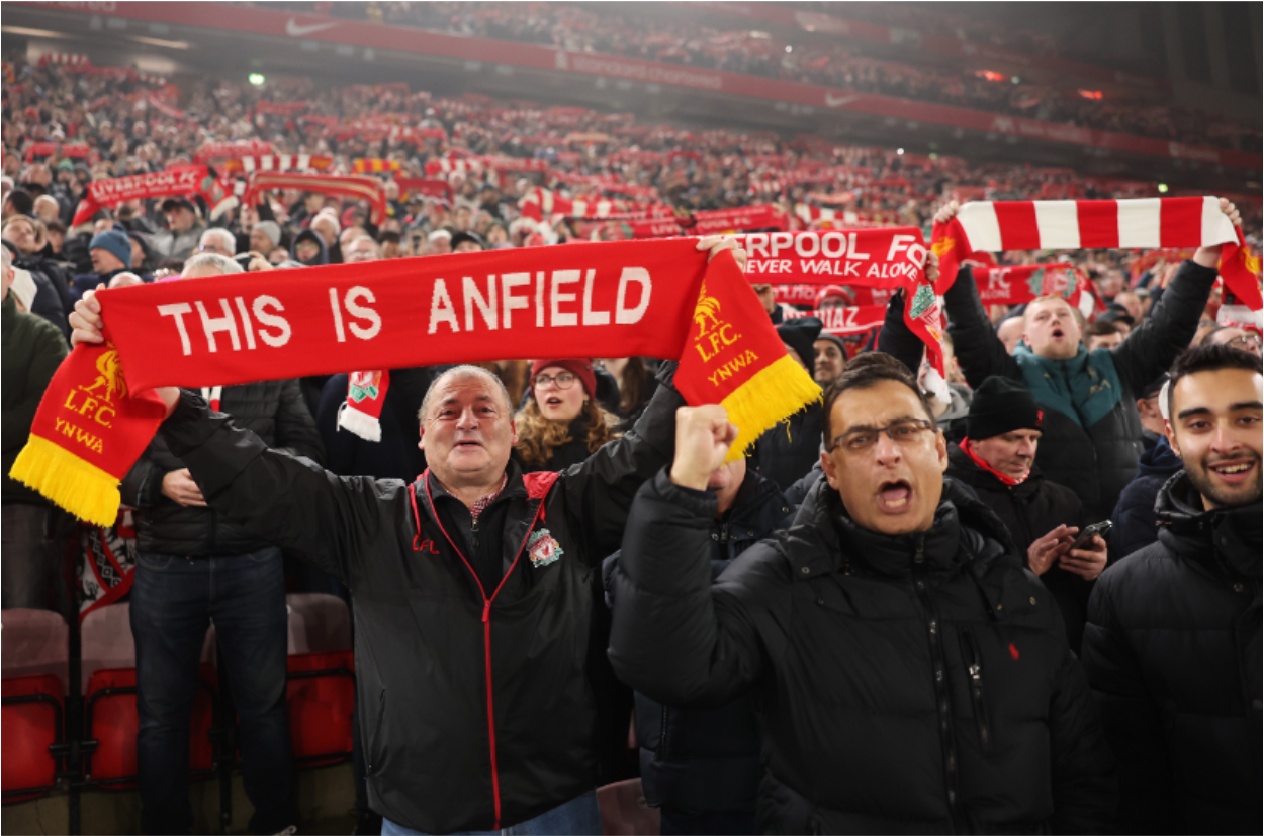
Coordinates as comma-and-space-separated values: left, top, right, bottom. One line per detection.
316, 367, 441, 481
946, 442, 1094, 653
945, 261, 1214, 519
749, 402, 823, 492
160, 383, 682, 833
120, 380, 324, 555
1081, 474, 1262, 835
1108, 434, 1183, 559
610, 473, 1116, 834
605, 471, 794, 818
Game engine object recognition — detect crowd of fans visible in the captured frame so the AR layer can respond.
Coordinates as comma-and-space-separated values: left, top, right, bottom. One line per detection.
280, 1, 1264, 152
2, 44, 1262, 836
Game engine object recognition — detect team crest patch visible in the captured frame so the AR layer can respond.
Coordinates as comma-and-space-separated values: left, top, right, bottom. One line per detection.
527, 529, 563, 568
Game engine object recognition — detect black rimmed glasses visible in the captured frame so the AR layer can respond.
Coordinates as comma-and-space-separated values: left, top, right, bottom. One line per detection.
829, 418, 934, 453
533, 371, 578, 390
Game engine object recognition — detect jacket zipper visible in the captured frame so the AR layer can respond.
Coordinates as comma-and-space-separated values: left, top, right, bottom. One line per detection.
911, 535, 966, 833
961, 632, 993, 752
423, 478, 545, 831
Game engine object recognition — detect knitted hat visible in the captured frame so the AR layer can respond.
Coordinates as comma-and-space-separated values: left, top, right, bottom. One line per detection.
530, 359, 597, 400
815, 332, 847, 356
255, 220, 282, 248
776, 317, 823, 370
89, 227, 131, 268
967, 377, 1044, 440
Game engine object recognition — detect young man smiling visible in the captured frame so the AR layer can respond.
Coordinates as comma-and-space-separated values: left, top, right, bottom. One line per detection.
1082, 345, 1262, 835
610, 352, 1116, 833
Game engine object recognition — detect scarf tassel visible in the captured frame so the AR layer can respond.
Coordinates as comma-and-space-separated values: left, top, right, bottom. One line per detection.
719, 354, 822, 463
9, 435, 122, 527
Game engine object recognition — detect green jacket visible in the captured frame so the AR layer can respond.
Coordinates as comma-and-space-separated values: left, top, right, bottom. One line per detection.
2, 293, 69, 505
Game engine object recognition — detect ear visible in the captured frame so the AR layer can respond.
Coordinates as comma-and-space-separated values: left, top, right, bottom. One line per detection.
1165, 419, 1180, 458
418, 425, 426, 452
934, 429, 948, 474
820, 449, 840, 490
511, 417, 519, 446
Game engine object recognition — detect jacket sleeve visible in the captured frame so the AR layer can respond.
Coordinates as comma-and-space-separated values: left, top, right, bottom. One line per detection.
944, 265, 1022, 389
876, 289, 924, 376
560, 379, 685, 561
1, 318, 67, 454
159, 391, 398, 586
1079, 565, 1173, 833
1047, 645, 1119, 833
1109, 260, 1216, 391
608, 470, 773, 709
272, 377, 325, 465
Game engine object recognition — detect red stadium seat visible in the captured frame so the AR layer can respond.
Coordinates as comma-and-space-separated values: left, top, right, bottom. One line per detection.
286, 650, 355, 766
284, 594, 355, 766
597, 778, 660, 836
82, 665, 218, 789
1, 609, 70, 804
78, 603, 218, 789
1, 674, 64, 804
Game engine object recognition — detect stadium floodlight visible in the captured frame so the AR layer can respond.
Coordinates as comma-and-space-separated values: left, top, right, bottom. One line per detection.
897, 148, 905, 155
248, 73, 266, 87
1011, 76, 1021, 84
1158, 183, 1169, 193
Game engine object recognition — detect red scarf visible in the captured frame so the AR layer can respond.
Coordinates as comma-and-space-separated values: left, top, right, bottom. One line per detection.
960, 437, 1025, 487
968, 263, 1104, 318
11, 240, 825, 525
242, 172, 387, 225
932, 197, 1261, 312
72, 165, 216, 226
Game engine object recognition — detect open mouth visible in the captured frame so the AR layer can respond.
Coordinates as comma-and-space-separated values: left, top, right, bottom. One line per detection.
877, 479, 912, 510
543, 396, 563, 408
1208, 458, 1257, 483
1051, 328, 1066, 339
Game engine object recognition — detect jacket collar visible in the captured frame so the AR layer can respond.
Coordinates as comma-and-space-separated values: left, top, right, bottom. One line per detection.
1156, 472, 1263, 580
783, 477, 1021, 614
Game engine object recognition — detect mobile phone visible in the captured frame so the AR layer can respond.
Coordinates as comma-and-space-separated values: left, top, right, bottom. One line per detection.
1070, 520, 1112, 551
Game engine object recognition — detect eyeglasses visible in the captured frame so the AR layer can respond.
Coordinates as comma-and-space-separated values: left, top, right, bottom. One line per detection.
533, 372, 578, 390
196, 244, 231, 254
1226, 333, 1262, 350
829, 418, 934, 453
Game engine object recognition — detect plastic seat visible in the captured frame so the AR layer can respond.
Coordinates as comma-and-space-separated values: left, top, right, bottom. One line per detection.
1, 674, 64, 803
79, 603, 217, 790
284, 593, 355, 766
597, 778, 660, 836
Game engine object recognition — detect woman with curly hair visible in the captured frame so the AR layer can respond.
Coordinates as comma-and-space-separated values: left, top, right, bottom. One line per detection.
515, 358, 621, 472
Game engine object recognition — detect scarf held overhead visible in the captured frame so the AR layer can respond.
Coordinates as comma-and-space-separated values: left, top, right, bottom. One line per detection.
932, 196, 1261, 309
10, 239, 824, 525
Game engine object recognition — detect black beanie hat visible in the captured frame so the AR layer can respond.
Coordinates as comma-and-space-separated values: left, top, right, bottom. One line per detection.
967, 377, 1044, 440
776, 316, 822, 371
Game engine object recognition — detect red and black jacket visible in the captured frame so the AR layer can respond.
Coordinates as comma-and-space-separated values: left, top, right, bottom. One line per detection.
161, 383, 681, 832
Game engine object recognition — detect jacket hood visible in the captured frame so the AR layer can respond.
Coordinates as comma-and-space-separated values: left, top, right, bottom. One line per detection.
1138, 434, 1183, 478
1155, 471, 1262, 580
291, 228, 329, 265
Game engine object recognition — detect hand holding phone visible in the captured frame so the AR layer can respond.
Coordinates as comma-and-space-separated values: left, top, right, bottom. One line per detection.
1071, 520, 1112, 551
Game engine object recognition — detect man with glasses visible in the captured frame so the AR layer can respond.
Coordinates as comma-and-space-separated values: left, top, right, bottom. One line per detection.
1201, 324, 1263, 358
196, 228, 238, 259
609, 351, 1115, 833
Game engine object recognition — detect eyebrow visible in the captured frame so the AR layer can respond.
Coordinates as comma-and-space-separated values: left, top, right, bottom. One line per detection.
1176, 401, 1263, 420
840, 414, 922, 434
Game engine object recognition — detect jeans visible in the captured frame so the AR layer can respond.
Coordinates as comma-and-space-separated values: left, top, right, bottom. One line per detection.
130, 547, 295, 834
381, 791, 602, 835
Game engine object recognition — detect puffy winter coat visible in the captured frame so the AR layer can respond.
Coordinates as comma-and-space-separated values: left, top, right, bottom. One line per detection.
605, 472, 794, 819
120, 380, 323, 555
1108, 433, 1183, 559
946, 443, 1094, 652
160, 383, 682, 833
945, 261, 1215, 519
1082, 473, 1261, 834
749, 401, 824, 491
610, 473, 1116, 834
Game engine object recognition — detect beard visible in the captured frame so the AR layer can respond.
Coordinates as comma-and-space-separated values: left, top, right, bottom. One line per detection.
1188, 452, 1263, 509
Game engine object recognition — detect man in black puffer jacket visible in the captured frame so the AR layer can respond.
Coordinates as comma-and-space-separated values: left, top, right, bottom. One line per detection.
610, 353, 1116, 834
604, 457, 793, 835
946, 377, 1108, 653
118, 254, 324, 836
1082, 345, 1262, 834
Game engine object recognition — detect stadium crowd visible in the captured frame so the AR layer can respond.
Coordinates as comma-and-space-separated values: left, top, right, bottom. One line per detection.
284, 1, 1264, 152
2, 44, 1261, 836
